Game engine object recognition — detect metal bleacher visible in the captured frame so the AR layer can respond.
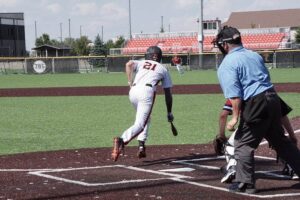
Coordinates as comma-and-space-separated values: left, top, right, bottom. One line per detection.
117, 31, 288, 55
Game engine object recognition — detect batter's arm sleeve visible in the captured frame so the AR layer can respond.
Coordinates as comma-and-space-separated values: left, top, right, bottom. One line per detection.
125, 60, 135, 86
164, 87, 173, 113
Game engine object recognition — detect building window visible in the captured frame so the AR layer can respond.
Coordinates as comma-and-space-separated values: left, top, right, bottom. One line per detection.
1, 18, 14, 25
15, 19, 24, 25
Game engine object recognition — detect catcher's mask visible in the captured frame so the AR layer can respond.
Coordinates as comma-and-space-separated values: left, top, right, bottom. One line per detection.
212, 26, 242, 55
145, 46, 162, 62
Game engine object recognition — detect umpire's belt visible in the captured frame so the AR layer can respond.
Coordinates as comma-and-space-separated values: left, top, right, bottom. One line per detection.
132, 83, 152, 88
245, 87, 276, 103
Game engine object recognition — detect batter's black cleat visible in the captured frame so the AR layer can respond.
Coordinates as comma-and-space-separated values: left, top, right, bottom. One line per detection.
111, 137, 124, 162
137, 140, 146, 159
229, 182, 257, 194
137, 146, 146, 159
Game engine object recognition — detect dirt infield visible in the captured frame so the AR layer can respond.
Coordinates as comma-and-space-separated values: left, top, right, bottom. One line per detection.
1, 83, 300, 97
0, 84, 300, 200
0, 117, 300, 200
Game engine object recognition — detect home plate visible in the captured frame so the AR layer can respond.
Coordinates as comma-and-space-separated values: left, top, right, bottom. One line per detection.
159, 167, 195, 172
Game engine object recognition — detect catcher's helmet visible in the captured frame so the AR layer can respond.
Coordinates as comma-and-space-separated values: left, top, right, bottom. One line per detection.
145, 46, 162, 62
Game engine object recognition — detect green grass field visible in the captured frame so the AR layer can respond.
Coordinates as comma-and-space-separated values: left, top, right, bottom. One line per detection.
0, 68, 300, 88
0, 68, 299, 155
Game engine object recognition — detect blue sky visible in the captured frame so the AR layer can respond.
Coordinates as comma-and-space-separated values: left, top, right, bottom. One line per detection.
1, 0, 300, 51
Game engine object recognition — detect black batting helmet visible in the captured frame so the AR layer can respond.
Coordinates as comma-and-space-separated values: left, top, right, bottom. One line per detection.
145, 46, 162, 62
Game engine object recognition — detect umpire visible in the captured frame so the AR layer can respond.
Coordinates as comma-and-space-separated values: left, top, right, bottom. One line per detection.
215, 26, 300, 194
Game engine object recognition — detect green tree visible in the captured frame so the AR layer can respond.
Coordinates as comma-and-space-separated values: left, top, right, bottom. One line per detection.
104, 39, 115, 49
91, 34, 107, 56
35, 33, 63, 47
35, 33, 52, 46
64, 37, 75, 47
89, 34, 107, 70
113, 36, 125, 48
51, 39, 61, 46
295, 28, 300, 43
72, 36, 91, 56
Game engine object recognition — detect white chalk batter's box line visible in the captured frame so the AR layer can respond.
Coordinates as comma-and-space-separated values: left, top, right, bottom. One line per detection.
28, 165, 192, 187
172, 155, 300, 198
23, 155, 299, 199
2, 129, 299, 198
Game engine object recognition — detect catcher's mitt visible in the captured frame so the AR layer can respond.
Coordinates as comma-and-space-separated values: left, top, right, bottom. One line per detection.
213, 135, 228, 155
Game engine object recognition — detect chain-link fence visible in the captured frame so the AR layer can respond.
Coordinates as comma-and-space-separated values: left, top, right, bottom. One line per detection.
0, 50, 300, 74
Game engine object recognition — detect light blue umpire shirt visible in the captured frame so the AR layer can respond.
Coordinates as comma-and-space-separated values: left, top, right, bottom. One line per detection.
217, 46, 273, 101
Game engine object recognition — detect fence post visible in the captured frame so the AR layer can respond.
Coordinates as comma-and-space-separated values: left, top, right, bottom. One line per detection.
52, 58, 55, 73
273, 51, 277, 69
215, 53, 219, 70
24, 58, 27, 74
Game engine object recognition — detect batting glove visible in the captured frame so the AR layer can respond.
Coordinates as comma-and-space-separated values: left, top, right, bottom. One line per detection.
167, 112, 174, 122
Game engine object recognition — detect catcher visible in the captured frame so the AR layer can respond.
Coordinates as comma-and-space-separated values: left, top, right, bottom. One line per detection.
214, 98, 298, 183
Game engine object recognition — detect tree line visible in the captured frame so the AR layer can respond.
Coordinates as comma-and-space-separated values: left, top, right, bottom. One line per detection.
35, 33, 125, 56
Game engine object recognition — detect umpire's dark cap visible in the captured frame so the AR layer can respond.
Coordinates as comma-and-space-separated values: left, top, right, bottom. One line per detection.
217, 26, 242, 44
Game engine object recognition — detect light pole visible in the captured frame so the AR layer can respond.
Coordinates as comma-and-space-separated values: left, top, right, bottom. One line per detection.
60, 22, 63, 43
128, 0, 132, 39
80, 25, 82, 37
160, 16, 164, 33
198, 0, 204, 68
68, 18, 71, 39
34, 20, 37, 41
101, 25, 104, 41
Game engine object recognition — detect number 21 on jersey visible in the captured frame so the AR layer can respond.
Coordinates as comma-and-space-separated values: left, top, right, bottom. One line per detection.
143, 62, 156, 71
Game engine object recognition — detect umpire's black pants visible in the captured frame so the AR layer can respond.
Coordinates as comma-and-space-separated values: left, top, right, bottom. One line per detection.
234, 89, 300, 185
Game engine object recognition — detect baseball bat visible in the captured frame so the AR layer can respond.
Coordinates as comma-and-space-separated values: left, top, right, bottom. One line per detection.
170, 122, 178, 136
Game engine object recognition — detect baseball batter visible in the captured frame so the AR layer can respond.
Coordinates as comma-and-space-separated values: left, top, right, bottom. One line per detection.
111, 46, 174, 162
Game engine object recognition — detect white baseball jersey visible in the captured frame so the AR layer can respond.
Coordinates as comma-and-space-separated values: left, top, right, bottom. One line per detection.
121, 59, 172, 144
132, 59, 173, 90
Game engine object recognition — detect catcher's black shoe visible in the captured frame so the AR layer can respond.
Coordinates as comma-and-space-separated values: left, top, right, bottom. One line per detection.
221, 166, 236, 183
229, 182, 256, 194
111, 137, 124, 162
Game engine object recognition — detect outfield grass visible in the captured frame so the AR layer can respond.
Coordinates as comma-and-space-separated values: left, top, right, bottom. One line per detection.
0, 68, 299, 155
0, 93, 299, 155
0, 68, 299, 88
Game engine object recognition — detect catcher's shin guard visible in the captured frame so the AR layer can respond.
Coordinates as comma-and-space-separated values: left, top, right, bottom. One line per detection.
224, 129, 237, 164
224, 142, 235, 164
